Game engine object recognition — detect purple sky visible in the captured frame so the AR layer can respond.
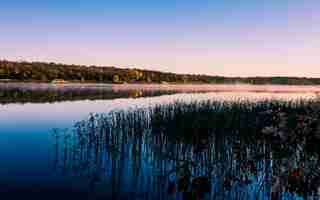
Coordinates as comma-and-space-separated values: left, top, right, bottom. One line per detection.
0, 0, 319, 77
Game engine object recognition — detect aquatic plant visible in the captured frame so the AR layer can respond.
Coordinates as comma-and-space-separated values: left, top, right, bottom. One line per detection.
52, 99, 320, 199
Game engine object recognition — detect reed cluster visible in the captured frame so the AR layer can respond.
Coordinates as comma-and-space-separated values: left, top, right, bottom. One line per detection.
53, 98, 320, 199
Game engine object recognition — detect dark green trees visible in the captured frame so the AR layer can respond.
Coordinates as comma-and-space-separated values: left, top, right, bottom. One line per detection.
0, 60, 320, 85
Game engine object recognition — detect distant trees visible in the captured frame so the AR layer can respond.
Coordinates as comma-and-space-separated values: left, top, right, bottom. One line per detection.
0, 60, 320, 85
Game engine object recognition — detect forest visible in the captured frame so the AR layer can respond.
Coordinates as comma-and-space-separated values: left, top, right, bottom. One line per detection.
1, 60, 320, 85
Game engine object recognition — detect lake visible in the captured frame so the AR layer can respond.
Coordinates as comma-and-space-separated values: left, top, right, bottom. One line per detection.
0, 83, 319, 200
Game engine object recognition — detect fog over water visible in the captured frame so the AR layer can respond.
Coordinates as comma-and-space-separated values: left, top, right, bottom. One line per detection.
0, 83, 319, 199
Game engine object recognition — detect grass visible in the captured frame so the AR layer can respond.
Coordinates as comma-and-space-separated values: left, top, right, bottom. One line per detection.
53, 98, 320, 198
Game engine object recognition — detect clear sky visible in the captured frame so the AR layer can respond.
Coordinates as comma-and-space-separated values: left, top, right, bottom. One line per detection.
0, 0, 319, 77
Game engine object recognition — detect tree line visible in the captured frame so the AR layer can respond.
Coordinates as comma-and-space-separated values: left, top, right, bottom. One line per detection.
1, 60, 320, 85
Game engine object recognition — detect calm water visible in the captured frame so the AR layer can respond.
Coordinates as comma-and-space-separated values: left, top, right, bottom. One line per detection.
0, 83, 319, 199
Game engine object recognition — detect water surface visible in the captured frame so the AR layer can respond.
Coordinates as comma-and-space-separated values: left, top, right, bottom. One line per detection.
0, 83, 319, 199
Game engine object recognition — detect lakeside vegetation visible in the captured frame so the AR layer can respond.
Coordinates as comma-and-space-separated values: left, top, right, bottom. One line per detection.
1, 60, 320, 85
54, 99, 320, 199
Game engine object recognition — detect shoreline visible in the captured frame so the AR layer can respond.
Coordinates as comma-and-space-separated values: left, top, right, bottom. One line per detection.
1, 82, 320, 94
1, 80, 320, 86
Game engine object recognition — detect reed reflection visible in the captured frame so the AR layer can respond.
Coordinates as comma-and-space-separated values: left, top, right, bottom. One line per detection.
53, 100, 320, 199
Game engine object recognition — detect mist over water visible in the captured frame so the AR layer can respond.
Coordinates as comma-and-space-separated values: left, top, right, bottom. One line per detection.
0, 83, 319, 199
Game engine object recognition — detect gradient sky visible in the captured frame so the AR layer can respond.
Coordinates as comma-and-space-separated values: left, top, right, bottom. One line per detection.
0, 0, 319, 77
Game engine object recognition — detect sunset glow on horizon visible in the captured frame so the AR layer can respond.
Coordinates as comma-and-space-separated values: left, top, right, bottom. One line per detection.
0, 0, 319, 77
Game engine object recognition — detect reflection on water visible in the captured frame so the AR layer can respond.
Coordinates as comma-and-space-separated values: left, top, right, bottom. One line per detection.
0, 83, 320, 104
0, 83, 179, 104
53, 100, 320, 199
1, 84, 320, 199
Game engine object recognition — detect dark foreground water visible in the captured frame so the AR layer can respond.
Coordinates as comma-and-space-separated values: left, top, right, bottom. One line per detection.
0, 83, 319, 199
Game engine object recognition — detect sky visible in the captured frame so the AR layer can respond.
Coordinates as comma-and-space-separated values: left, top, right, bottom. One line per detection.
0, 0, 319, 77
